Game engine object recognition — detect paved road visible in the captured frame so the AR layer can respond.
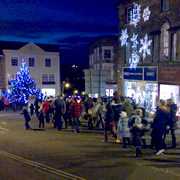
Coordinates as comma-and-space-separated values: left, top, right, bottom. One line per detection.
0, 111, 180, 180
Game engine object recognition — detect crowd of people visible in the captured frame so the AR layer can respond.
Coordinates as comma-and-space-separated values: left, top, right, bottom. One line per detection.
1, 91, 178, 157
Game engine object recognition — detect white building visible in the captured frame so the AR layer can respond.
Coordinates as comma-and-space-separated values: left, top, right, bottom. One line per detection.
88, 35, 119, 97
1, 41, 60, 97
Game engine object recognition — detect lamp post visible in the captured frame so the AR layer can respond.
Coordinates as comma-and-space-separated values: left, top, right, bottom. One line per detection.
61, 81, 70, 97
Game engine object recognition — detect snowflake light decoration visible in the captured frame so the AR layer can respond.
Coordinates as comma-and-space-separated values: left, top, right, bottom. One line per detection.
129, 51, 140, 69
130, 3, 141, 28
143, 7, 151, 22
139, 34, 152, 60
131, 33, 138, 49
120, 28, 129, 46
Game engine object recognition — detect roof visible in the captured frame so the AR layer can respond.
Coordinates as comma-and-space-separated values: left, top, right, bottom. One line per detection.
88, 35, 119, 48
0, 41, 60, 55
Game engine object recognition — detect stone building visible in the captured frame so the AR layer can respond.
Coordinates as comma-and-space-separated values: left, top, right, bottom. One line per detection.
116, 0, 180, 113
88, 35, 119, 97
0, 41, 60, 97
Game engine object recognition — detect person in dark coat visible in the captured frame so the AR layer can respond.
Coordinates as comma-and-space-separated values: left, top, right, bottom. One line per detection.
166, 99, 177, 149
128, 108, 144, 157
21, 108, 31, 130
111, 91, 122, 129
38, 110, 45, 128
151, 99, 170, 155
30, 103, 35, 117
64, 98, 73, 129
52, 94, 66, 131
84, 96, 94, 120
104, 103, 117, 142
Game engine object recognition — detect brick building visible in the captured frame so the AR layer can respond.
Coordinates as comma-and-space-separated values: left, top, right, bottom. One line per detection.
116, 0, 180, 113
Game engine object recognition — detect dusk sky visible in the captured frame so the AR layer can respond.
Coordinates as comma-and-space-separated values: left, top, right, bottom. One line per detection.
0, 0, 119, 65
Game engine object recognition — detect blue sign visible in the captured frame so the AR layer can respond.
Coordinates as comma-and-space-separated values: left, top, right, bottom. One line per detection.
144, 67, 157, 81
123, 68, 143, 80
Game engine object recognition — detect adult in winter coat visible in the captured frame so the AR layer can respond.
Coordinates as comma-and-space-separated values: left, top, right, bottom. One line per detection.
64, 98, 73, 128
151, 99, 170, 155
51, 94, 66, 131
94, 98, 104, 129
122, 98, 134, 117
111, 91, 123, 128
104, 103, 117, 142
69, 98, 82, 133
117, 111, 131, 148
166, 98, 177, 149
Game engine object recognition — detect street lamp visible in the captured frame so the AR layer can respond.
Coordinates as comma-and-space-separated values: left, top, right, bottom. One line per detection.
61, 81, 70, 97
74, 89, 78, 94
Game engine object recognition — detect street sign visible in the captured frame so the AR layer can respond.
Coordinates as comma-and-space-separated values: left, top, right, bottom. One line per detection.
144, 67, 157, 81
123, 67, 143, 80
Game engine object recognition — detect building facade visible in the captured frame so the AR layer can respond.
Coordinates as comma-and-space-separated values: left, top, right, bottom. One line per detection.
116, 0, 180, 114
0, 41, 60, 97
88, 35, 119, 97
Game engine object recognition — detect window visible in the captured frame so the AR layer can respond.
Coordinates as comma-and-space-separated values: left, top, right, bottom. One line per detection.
161, 23, 170, 59
45, 58, 51, 67
161, 0, 170, 12
171, 33, 177, 61
127, 7, 132, 23
42, 74, 55, 84
104, 49, 111, 59
29, 57, 35, 67
11, 57, 18, 66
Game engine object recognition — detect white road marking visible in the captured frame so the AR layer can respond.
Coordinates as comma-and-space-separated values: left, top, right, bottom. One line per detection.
0, 150, 86, 180
0, 127, 9, 131
1, 122, 7, 125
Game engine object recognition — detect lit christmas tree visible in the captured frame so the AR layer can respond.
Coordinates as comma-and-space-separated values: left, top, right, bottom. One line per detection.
7, 58, 39, 104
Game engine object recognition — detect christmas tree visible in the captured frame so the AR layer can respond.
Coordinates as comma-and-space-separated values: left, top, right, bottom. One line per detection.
7, 58, 39, 104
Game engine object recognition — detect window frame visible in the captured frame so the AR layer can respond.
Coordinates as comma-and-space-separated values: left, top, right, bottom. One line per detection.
104, 49, 112, 59
161, 22, 170, 60
126, 6, 132, 23
171, 33, 177, 61
11, 57, 18, 66
29, 57, 35, 67
42, 73, 55, 85
45, 58, 52, 67
161, 0, 170, 12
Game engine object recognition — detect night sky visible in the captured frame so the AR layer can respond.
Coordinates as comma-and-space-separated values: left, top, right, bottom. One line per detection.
0, 0, 119, 65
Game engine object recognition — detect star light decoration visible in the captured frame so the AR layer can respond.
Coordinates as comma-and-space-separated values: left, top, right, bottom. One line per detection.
139, 34, 152, 60
130, 3, 141, 28
129, 51, 140, 69
129, 33, 140, 69
119, 28, 129, 46
143, 6, 151, 22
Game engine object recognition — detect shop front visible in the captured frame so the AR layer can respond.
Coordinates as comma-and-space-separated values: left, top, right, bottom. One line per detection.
123, 67, 158, 113
158, 67, 180, 119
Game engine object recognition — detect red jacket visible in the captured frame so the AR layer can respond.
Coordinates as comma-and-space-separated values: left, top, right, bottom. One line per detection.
70, 100, 82, 117
42, 100, 50, 114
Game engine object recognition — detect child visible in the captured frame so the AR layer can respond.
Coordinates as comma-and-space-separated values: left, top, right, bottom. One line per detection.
30, 103, 35, 117
38, 110, 45, 128
129, 108, 144, 157
21, 108, 31, 130
104, 103, 117, 142
117, 111, 131, 148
